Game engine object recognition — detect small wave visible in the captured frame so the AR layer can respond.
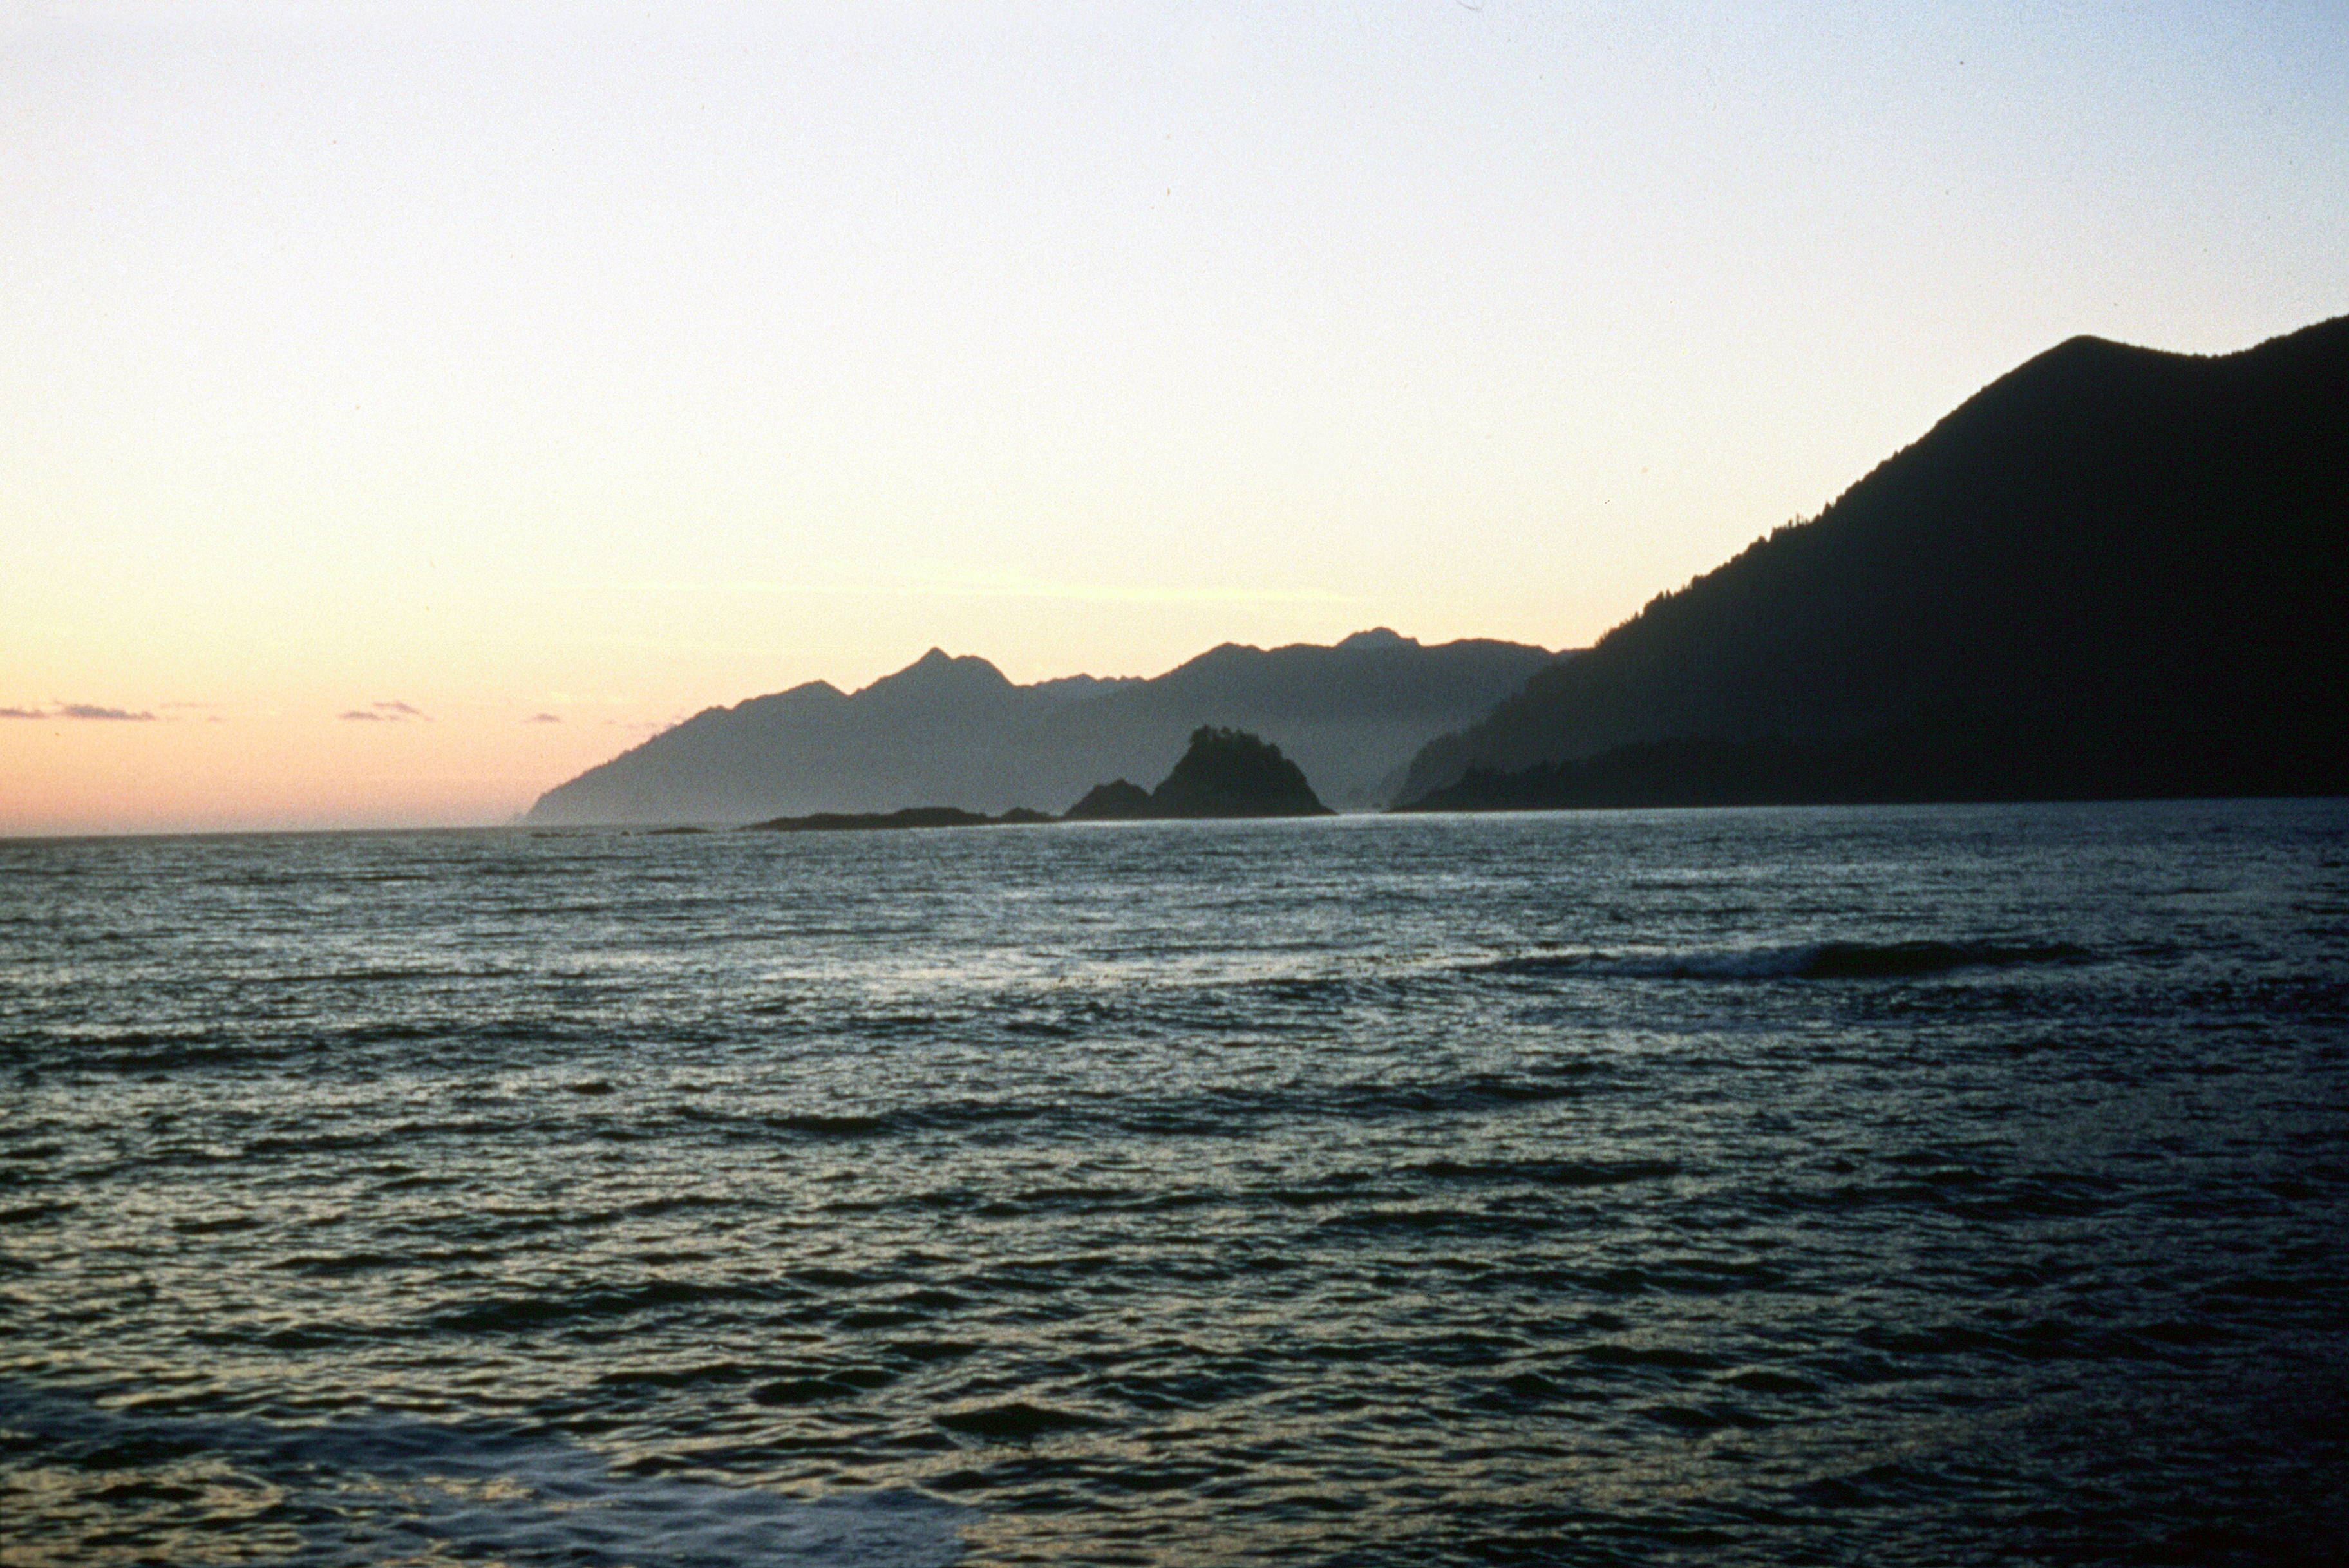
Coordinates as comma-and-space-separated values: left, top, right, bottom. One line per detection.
935, 1401, 1104, 1440
595, 1360, 776, 1391
679, 1103, 1050, 1142
753, 1365, 899, 1405
1581, 1342, 1724, 1373
1478, 939, 2093, 982
426, 1278, 789, 1333
1411, 1157, 1678, 1188
761, 1111, 898, 1137
688, 1073, 1598, 1153
265, 1252, 404, 1280
0, 1382, 969, 1567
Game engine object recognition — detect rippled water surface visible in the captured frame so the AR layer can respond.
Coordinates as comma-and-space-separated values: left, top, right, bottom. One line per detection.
5, 802, 2346, 1565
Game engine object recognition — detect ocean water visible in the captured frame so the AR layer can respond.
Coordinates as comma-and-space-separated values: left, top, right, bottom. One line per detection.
3, 800, 2346, 1566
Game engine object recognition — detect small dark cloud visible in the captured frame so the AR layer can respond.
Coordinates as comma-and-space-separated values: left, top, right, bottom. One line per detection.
525, 712, 562, 724
1, 706, 48, 719
342, 701, 430, 722
58, 704, 157, 721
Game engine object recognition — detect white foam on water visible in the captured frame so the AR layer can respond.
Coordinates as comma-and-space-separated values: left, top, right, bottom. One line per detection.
1480, 938, 2093, 982
1479, 944, 1825, 979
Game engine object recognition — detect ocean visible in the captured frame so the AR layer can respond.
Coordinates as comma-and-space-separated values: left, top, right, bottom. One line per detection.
3, 800, 2345, 1565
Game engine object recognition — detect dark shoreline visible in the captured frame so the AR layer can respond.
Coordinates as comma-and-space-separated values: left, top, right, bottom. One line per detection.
1395, 730, 2349, 813
744, 805, 1054, 833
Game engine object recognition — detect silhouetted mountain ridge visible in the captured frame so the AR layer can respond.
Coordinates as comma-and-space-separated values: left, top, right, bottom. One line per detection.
1399, 314, 2349, 808
525, 630, 1558, 824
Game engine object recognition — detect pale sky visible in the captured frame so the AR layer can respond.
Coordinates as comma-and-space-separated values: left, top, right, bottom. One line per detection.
6, 1, 2345, 834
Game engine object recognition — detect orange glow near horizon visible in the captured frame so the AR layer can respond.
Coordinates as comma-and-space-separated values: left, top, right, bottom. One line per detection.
0, 708, 603, 836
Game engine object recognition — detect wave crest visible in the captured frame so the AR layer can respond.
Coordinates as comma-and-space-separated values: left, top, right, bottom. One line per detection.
1480, 940, 2092, 981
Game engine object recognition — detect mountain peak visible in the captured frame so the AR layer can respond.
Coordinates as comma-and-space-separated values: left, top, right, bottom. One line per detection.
858, 647, 1018, 703
1338, 628, 1415, 650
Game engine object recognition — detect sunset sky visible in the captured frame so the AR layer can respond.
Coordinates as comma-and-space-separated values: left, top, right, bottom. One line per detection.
7, 1, 2346, 835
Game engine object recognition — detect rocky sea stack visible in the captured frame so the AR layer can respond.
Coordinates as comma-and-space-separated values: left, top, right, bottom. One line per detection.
1127, 726, 1334, 819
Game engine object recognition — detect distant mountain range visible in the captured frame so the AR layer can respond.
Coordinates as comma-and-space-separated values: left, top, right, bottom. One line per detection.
524, 629, 1560, 824
1397, 314, 2349, 808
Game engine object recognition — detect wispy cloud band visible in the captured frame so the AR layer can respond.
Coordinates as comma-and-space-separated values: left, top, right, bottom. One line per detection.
1, 703, 158, 721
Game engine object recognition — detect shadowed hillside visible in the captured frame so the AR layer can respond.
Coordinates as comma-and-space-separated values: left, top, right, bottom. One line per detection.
1399, 314, 2349, 809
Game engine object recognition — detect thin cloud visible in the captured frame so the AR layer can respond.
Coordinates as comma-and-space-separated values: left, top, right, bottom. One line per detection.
339, 710, 389, 721
3, 703, 160, 720
341, 701, 431, 722
58, 704, 157, 721
524, 712, 562, 723
374, 700, 426, 717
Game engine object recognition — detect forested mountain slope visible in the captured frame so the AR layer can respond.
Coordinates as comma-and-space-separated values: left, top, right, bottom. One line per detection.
1399, 314, 2349, 808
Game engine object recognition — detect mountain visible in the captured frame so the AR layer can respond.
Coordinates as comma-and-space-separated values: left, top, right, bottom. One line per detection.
1397, 314, 2349, 809
524, 631, 1558, 824
524, 650, 1093, 826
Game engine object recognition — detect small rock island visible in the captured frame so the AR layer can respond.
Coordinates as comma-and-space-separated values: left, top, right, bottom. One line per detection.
1062, 779, 1155, 821
745, 726, 1332, 832
1071, 726, 1334, 819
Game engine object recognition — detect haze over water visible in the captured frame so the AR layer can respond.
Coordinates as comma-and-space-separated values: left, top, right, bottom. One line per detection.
5, 800, 2345, 1563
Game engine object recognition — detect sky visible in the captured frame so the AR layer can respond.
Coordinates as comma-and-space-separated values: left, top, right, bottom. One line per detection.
6, 1, 2346, 835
